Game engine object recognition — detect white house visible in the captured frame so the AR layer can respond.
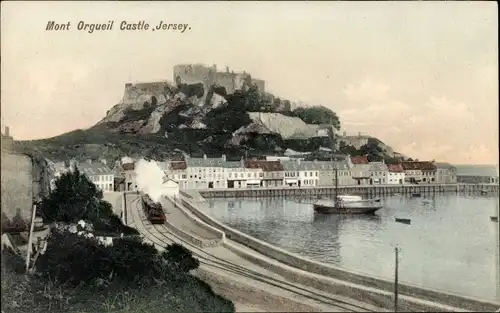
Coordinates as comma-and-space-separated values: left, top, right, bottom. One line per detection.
185, 155, 227, 189
350, 156, 371, 185
387, 164, 405, 185
368, 162, 389, 185
79, 160, 115, 192
316, 157, 355, 186
224, 159, 257, 189
162, 178, 180, 199
281, 160, 319, 187
160, 160, 188, 189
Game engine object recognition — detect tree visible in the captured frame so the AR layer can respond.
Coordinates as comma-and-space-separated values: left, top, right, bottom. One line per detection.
203, 92, 252, 133
292, 106, 341, 130
360, 138, 385, 162
243, 86, 263, 111
40, 166, 102, 223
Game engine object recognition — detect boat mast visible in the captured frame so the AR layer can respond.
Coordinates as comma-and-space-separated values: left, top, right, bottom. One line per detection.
330, 120, 338, 205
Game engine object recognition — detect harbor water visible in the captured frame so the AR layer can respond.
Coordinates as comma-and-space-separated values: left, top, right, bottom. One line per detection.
203, 194, 500, 301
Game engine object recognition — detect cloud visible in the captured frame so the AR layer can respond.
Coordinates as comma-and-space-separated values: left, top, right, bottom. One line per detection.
343, 78, 390, 103
337, 77, 497, 164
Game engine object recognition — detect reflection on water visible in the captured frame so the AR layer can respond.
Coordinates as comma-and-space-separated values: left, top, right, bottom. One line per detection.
203, 194, 500, 301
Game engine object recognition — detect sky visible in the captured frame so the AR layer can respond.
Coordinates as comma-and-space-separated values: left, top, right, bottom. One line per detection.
1, 1, 498, 165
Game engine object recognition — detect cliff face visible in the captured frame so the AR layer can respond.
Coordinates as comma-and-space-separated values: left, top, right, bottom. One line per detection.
236, 112, 330, 140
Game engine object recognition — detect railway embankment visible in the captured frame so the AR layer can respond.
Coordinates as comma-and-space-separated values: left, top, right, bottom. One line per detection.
177, 191, 500, 312
130, 194, 362, 312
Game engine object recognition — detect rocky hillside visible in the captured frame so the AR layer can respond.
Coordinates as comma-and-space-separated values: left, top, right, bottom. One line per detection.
16, 80, 402, 164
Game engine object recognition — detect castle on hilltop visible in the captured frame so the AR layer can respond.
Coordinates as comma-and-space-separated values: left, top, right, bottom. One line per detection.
173, 64, 265, 95
120, 64, 266, 106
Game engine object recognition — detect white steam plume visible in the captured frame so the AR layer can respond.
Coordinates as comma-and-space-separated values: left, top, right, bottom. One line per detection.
135, 159, 166, 202
121, 156, 134, 164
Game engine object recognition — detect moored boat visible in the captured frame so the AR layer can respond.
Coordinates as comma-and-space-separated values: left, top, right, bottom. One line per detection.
395, 217, 411, 225
313, 198, 382, 215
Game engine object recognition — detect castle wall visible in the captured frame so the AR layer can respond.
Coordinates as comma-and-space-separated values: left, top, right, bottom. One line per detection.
214, 72, 236, 94
121, 81, 171, 107
252, 79, 266, 93
173, 64, 266, 97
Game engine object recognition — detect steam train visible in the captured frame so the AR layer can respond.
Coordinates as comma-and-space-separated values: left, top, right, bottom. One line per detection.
140, 193, 166, 224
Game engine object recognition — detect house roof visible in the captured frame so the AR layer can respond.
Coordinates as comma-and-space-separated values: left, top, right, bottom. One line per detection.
387, 164, 404, 173
401, 161, 436, 171
308, 160, 351, 170
79, 162, 113, 176
122, 163, 135, 171
186, 158, 226, 167
169, 161, 187, 170
454, 164, 499, 177
435, 162, 456, 170
351, 156, 369, 164
369, 162, 388, 172
244, 160, 284, 171
281, 160, 325, 171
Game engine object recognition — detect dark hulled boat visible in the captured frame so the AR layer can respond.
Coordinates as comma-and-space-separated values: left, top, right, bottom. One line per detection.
313, 198, 382, 215
312, 125, 383, 215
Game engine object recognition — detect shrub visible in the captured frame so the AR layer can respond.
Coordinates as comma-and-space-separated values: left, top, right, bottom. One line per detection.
161, 243, 200, 273
36, 230, 114, 285
122, 225, 140, 235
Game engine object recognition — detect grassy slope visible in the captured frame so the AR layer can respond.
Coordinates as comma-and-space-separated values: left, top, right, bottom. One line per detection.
1, 253, 235, 313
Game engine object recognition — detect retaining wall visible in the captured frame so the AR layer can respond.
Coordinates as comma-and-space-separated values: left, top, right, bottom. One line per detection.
180, 195, 500, 312
193, 266, 321, 312
164, 195, 224, 248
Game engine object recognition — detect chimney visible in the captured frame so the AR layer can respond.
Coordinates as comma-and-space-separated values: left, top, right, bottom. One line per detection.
5, 126, 9, 137
212, 64, 217, 71
226, 66, 229, 73
358, 132, 361, 137
87, 159, 92, 164
240, 156, 244, 168
221, 154, 226, 161
296, 158, 301, 165
203, 154, 207, 159
343, 131, 346, 137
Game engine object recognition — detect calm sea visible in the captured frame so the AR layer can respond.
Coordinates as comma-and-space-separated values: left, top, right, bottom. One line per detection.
203, 194, 500, 301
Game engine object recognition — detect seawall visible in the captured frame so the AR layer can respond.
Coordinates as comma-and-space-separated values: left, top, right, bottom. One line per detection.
178, 190, 500, 312
197, 184, 499, 199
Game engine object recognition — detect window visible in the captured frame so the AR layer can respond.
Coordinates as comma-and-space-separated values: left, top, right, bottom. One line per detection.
305, 172, 308, 177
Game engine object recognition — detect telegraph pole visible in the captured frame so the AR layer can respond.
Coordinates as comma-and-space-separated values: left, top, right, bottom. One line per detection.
394, 246, 400, 312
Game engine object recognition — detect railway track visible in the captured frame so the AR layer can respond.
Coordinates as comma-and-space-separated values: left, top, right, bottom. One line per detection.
131, 196, 382, 312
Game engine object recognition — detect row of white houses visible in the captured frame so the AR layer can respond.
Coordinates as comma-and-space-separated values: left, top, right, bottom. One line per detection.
51, 154, 494, 194
112, 155, 459, 191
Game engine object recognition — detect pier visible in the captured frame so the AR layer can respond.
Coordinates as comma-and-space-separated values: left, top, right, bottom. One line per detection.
197, 183, 499, 199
